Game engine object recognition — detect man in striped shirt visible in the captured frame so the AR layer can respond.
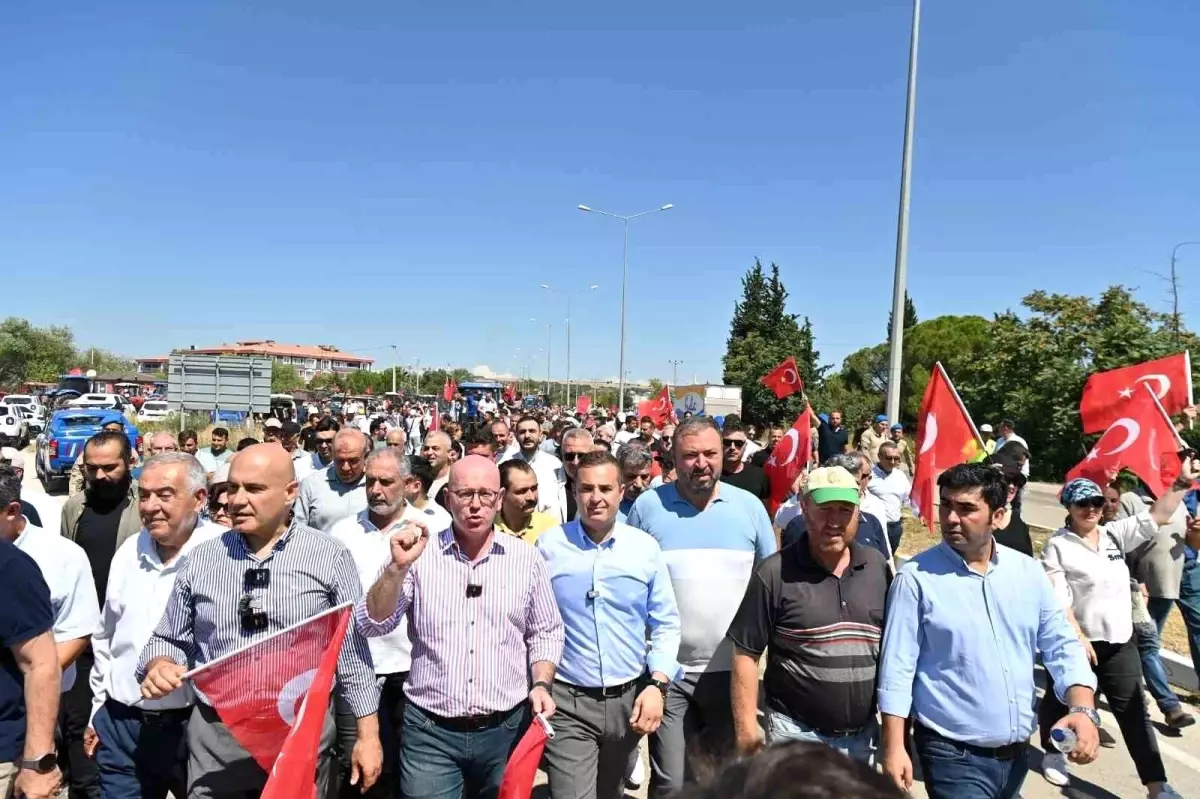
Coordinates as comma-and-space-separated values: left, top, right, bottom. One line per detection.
136, 444, 383, 798
356, 454, 564, 799
727, 466, 890, 764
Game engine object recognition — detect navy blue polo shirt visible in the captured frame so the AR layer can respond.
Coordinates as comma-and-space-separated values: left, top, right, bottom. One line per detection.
0, 538, 54, 761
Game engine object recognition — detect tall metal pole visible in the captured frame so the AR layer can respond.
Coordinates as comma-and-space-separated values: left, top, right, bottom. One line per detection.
390, 345, 397, 394
885, 0, 922, 424
1170, 242, 1200, 348
566, 293, 573, 408
545, 323, 552, 397
668, 359, 683, 389
617, 219, 630, 414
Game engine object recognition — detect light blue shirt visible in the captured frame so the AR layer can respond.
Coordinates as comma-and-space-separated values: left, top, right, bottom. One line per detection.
878, 540, 1097, 747
536, 520, 682, 687
626, 481, 775, 671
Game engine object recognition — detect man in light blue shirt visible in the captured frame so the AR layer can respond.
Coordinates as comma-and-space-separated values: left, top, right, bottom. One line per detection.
625, 416, 775, 797
877, 463, 1100, 799
537, 450, 681, 799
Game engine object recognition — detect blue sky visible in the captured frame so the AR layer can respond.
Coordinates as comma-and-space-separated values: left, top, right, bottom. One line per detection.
3, 1, 1198, 385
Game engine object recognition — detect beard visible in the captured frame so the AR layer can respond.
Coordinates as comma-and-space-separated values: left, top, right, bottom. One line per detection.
88, 473, 131, 504
368, 496, 405, 516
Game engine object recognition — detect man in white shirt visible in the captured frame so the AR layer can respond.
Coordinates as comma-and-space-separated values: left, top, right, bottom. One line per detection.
490, 420, 519, 463
85, 452, 224, 798
867, 441, 911, 556
993, 419, 1031, 476
405, 455, 453, 532
330, 448, 422, 797
420, 431, 454, 502
479, 393, 498, 417
614, 414, 638, 448
510, 415, 567, 522
193, 427, 233, 479
295, 428, 370, 531
278, 420, 315, 482
0, 464, 98, 695
0, 447, 61, 537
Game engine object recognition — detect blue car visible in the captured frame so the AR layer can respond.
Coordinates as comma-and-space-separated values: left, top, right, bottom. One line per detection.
35, 408, 140, 492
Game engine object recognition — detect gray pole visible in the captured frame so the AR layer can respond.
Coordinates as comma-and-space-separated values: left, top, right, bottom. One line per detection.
668, 359, 683, 389
566, 294, 573, 408
618, 219, 630, 414
391, 345, 397, 395
1170, 242, 1200, 347
885, 0, 922, 424
545, 323, 552, 397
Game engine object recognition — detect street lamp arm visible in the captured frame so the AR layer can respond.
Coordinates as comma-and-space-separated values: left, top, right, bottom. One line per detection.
1172, 241, 1200, 259
578, 204, 674, 221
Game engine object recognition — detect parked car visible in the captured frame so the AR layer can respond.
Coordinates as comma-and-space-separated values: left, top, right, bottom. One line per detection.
0, 410, 28, 448
1, 394, 47, 433
137, 400, 170, 422
67, 393, 133, 414
35, 408, 140, 492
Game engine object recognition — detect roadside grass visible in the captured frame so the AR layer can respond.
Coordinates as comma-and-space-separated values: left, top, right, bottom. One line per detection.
896, 516, 1192, 665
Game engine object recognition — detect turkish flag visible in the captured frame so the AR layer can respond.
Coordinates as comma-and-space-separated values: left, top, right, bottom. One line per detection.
639, 387, 672, 427
576, 395, 592, 415
260, 606, 351, 799
442, 378, 454, 403
764, 407, 813, 511
761, 356, 803, 399
1080, 352, 1192, 434
1067, 383, 1183, 497
503, 383, 516, 404
498, 714, 554, 799
186, 604, 353, 783
911, 363, 985, 530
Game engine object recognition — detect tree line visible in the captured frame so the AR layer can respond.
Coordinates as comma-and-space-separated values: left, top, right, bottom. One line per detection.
721, 260, 1200, 481
0, 317, 137, 387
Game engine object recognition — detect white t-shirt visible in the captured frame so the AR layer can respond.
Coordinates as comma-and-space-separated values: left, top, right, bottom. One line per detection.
773, 497, 803, 530
1040, 513, 1158, 644
742, 441, 762, 463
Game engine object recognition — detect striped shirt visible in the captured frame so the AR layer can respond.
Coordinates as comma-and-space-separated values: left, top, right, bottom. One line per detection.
355, 526, 564, 717
726, 540, 889, 734
136, 522, 380, 717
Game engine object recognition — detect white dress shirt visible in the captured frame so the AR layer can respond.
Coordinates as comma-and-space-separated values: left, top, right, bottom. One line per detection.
867, 466, 911, 524
21, 492, 61, 537
331, 505, 432, 674
860, 491, 889, 532
412, 500, 453, 533
290, 446, 315, 482
741, 441, 762, 463
773, 496, 803, 530
89, 520, 226, 721
1041, 513, 1157, 645
14, 522, 99, 691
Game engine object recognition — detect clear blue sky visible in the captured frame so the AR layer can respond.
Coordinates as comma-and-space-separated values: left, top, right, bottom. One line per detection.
3, 1, 1198, 384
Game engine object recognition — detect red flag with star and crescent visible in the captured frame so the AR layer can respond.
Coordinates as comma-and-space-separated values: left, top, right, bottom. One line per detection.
1079, 352, 1192, 434
637, 386, 673, 427
911, 363, 985, 531
764, 406, 813, 513
186, 604, 352, 797
760, 356, 803, 399
1067, 383, 1183, 497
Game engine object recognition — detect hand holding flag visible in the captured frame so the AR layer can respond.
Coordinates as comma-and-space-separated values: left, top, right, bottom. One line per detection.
911, 363, 985, 530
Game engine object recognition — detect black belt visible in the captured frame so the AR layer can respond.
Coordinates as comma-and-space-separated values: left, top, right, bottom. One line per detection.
105, 698, 191, 726
915, 723, 1023, 761
556, 676, 641, 700
421, 704, 522, 733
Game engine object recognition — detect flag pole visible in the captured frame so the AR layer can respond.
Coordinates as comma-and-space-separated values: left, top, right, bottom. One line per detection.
1186, 350, 1194, 430
935, 362, 987, 452
1144, 381, 1188, 450
181, 602, 354, 681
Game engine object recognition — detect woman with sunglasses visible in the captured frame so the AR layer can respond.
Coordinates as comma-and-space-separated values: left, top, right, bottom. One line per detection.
1038, 477, 1194, 797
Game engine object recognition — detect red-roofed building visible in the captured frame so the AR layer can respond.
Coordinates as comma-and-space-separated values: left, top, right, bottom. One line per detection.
136, 341, 373, 382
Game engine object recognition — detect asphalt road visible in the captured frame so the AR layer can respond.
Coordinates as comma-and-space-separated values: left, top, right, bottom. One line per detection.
21, 454, 1199, 797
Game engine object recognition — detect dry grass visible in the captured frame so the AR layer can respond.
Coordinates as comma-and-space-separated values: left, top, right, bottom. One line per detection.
896, 516, 1193, 667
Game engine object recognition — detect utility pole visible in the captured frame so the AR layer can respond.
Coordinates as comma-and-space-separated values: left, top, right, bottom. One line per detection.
546, 323, 552, 397
1170, 242, 1200, 347
390, 345, 397, 394
668, 359, 683, 389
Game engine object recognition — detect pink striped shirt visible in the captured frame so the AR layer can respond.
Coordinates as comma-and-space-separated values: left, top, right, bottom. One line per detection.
354, 527, 564, 717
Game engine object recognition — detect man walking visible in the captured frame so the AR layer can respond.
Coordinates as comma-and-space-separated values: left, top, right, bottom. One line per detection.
867, 441, 911, 555
295, 428, 370, 531
87, 453, 224, 798
858, 416, 890, 465
357, 455, 563, 799
729, 466, 889, 763
537, 451, 681, 798
626, 416, 775, 796
510, 415, 567, 522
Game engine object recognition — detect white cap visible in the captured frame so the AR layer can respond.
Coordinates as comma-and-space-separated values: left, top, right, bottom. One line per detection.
263, 417, 283, 429
980, 423, 994, 433
0, 447, 24, 469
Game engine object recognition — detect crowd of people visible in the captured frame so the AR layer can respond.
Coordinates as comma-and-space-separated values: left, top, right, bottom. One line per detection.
0, 389, 1198, 799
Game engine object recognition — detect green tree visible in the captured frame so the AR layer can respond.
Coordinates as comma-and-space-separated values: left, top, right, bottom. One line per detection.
647, 378, 665, 395
77, 347, 137, 375
722, 259, 825, 427
271, 362, 304, 392
0, 317, 76, 387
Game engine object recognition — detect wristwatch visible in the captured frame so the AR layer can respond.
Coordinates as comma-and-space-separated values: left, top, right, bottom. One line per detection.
532, 680, 553, 693
649, 677, 670, 699
19, 753, 56, 774
1068, 706, 1102, 729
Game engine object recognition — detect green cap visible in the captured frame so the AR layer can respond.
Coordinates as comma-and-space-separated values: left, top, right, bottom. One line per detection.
805, 466, 861, 506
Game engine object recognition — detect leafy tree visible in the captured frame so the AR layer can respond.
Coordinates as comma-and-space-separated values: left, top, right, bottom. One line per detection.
77, 347, 137, 375
308, 372, 344, 391
0, 317, 76, 387
647, 378, 665, 395
271, 362, 304, 392
722, 259, 825, 427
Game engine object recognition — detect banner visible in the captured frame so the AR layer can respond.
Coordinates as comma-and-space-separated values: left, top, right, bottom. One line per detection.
672, 385, 706, 417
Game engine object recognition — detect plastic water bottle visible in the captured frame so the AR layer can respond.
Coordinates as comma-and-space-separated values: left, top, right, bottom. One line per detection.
1050, 727, 1077, 754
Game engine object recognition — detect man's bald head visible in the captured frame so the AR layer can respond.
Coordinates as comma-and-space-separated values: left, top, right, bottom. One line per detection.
385, 427, 407, 448
448, 454, 501, 491
445, 455, 502, 539
225, 443, 297, 539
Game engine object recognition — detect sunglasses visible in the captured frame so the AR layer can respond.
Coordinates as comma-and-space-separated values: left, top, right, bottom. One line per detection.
722, 439, 746, 448
1074, 497, 1106, 510
562, 452, 586, 462
240, 568, 270, 632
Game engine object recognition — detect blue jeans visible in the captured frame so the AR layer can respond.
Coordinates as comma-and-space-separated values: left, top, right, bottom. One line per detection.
92, 700, 189, 799
913, 725, 1027, 799
1134, 619, 1182, 713
400, 702, 527, 799
765, 711, 876, 765
1148, 559, 1200, 679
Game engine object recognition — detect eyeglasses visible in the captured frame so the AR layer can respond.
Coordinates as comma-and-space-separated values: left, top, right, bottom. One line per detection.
208, 499, 229, 514
722, 439, 746, 448
1074, 497, 1106, 511
449, 489, 500, 504
562, 452, 586, 462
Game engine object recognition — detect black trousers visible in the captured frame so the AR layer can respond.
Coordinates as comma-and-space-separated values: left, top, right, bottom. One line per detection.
1039, 637, 1166, 785
59, 648, 101, 798
332, 672, 408, 799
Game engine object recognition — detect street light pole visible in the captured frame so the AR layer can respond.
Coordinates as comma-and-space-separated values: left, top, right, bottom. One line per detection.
1170, 242, 1200, 347
541, 284, 597, 409
885, 0, 922, 425
567, 293, 573, 408
578, 202, 674, 414
668, 359, 683, 389
390, 345, 397, 395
